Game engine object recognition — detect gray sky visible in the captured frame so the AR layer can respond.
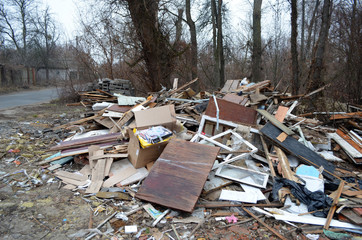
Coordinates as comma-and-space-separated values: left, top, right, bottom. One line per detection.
41, 0, 289, 41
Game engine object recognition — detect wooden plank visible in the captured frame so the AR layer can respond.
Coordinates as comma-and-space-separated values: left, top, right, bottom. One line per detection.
276, 148, 299, 182
343, 190, 362, 197
104, 158, 113, 176
136, 139, 219, 212
340, 209, 362, 225
57, 176, 88, 186
238, 80, 271, 92
257, 109, 294, 135
336, 129, 362, 154
167, 78, 198, 96
103, 166, 137, 188
222, 94, 247, 105
118, 167, 148, 186
230, 80, 240, 90
329, 132, 362, 160
324, 181, 345, 229
94, 117, 114, 129
221, 80, 234, 92
54, 170, 87, 181
330, 112, 362, 120
52, 109, 106, 130
274, 106, 289, 122
86, 159, 106, 193
89, 154, 128, 161
260, 122, 336, 181
49, 133, 121, 151
260, 136, 276, 179
205, 97, 257, 126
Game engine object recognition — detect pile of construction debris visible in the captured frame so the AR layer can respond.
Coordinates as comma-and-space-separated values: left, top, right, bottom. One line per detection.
18, 78, 362, 238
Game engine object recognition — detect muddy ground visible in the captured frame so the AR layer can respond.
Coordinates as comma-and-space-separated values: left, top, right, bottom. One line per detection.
0, 102, 360, 240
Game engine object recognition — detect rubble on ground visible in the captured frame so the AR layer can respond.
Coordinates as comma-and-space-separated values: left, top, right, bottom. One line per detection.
1, 78, 362, 239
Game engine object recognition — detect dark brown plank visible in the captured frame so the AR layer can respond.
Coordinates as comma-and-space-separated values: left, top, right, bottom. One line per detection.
205, 97, 257, 126
136, 139, 219, 212
260, 122, 337, 181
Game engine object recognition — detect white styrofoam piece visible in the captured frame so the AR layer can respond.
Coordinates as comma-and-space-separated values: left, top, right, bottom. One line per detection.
125, 225, 138, 233
240, 183, 266, 201
219, 189, 258, 203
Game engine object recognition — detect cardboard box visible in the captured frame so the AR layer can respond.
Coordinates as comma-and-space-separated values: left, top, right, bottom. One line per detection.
134, 105, 176, 130
128, 105, 176, 168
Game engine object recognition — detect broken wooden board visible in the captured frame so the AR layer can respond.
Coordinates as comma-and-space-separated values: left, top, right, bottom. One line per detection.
118, 167, 149, 186
96, 192, 130, 200
257, 109, 294, 135
261, 122, 336, 181
223, 94, 248, 105
238, 80, 271, 92
340, 209, 362, 225
136, 139, 219, 212
205, 97, 257, 126
274, 106, 289, 123
328, 132, 362, 164
337, 129, 362, 153
50, 133, 121, 151
94, 117, 115, 129
103, 166, 137, 188
221, 79, 240, 92
330, 112, 362, 120
54, 170, 88, 182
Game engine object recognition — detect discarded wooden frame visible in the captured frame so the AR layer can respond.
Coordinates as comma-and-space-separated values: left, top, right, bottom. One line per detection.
191, 115, 258, 170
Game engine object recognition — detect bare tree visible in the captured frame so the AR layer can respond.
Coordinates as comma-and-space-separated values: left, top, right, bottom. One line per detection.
291, 0, 299, 95
186, 0, 198, 81
252, 0, 262, 82
305, 0, 333, 111
0, 0, 37, 85
31, 6, 59, 83
124, 0, 176, 91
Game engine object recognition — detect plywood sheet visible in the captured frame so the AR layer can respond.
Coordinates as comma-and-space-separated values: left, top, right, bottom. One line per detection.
205, 97, 257, 126
223, 94, 248, 105
50, 133, 121, 151
136, 139, 219, 212
261, 122, 336, 181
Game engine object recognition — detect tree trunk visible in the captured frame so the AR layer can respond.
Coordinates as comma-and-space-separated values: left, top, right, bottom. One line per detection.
186, 0, 198, 81
175, 8, 183, 44
252, 0, 263, 82
126, 0, 174, 91
305, 0, 332, 111
305, 0, 320, 59
217, 0, 225, 88
300, 0, 305, 61
211, 0, 219, 87
291, 0, 299, 95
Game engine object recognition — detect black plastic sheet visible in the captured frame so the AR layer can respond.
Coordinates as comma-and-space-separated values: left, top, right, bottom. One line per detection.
272, 178, 333, 217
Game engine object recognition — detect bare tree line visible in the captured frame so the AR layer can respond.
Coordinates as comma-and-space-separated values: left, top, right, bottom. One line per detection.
0, 0, 360, 106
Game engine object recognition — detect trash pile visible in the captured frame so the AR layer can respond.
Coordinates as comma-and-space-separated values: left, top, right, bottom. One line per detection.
6, 78, 362, 239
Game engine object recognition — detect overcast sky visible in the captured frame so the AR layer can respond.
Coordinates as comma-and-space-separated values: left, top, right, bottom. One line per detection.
41, 0, 289, 41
